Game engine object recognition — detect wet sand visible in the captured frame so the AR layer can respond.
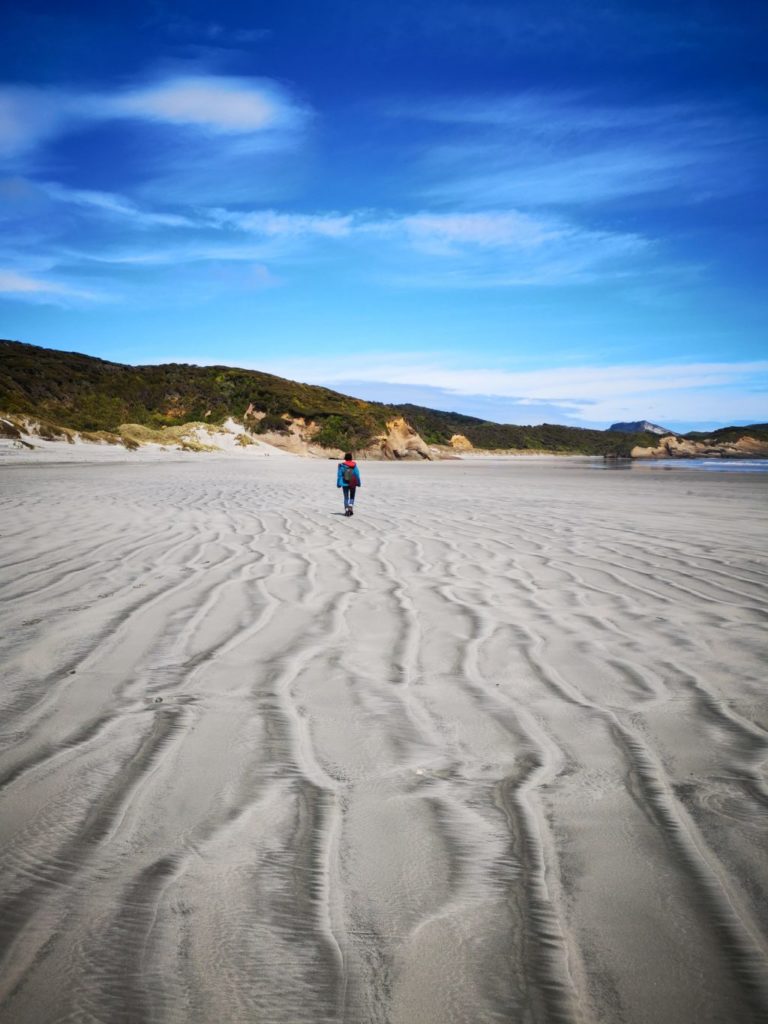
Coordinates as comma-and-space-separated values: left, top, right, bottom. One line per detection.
1, 456, 767, 1024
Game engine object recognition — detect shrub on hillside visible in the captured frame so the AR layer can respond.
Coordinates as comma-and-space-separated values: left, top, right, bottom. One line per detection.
252, 413, 290, 434
313, 414, 377, 451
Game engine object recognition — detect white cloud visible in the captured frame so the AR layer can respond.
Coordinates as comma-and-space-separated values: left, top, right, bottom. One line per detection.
61, 241, 276, 266
101, 76, 305, 134
0, 269, 57, 293
0, 269, 106, 302
397, 91, 761, 208
0, 74, 308, 161
374, 211, 646, 285
43, 183, 196, 227
203, 206, 646, 284
6, 195, 649, 290
213, 208, 355, 237
394, 211, 564, 251
34, 180, 633, 275
307, 357, 768, 401
568, 388, 768, 426
209, 207, 571, 248
423, 147, 700, 208
398, 92, 729, 137
249, 354, 768, 426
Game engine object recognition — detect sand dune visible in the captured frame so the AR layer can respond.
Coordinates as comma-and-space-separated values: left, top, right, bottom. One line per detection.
0, 456, 766, 1023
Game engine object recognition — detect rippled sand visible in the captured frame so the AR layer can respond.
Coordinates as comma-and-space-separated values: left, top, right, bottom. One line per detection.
1, 457, 767, 1024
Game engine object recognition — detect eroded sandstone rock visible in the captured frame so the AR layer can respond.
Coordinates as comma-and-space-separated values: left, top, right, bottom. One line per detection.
632, 435, 768, 459
377, 417, 432, 460
450, 434, 473, 451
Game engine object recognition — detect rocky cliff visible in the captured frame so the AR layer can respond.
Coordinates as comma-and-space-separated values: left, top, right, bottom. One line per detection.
610, 419, 670, 435
242, 408, 435, 459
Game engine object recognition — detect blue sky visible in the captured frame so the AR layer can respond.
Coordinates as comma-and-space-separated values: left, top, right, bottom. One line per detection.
1, 0, 766, 430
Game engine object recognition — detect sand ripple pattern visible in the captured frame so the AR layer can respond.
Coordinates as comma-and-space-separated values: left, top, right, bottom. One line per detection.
1, 458, 767, 1024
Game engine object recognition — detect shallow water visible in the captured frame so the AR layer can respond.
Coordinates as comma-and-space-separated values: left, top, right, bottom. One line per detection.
595, 457, 768, 473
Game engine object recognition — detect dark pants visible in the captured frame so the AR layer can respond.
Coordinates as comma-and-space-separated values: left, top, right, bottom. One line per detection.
342, 485, 357, 508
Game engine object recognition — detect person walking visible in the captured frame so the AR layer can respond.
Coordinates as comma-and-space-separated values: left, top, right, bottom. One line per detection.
337, 452, 361, 516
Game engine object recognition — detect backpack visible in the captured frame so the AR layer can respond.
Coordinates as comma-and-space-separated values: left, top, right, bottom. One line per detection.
342, 464, 356, 485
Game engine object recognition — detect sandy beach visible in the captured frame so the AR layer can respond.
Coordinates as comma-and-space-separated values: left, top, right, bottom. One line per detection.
0, 455, 766, 1024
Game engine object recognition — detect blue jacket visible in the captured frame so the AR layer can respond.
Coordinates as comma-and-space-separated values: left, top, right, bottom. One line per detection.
337, 461, 361, 487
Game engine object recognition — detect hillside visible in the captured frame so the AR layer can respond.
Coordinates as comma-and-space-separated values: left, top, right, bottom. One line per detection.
609, 420, 670, 435
0, 339, 389, 449
2, 339, 765, 458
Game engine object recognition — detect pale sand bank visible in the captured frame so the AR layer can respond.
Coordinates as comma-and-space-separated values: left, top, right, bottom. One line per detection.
0, 458, 766, 1024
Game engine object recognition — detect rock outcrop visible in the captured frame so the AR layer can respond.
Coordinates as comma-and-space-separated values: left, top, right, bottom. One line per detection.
243, 406, 334, 456
632, 435, 768, 459
245, 408, 435, 460
449, 434, 473, 451
376, 417, 432, 460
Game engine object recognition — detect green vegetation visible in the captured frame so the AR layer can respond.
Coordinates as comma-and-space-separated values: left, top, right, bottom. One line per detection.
684, 423, 768, 444
117, 422, 217, 450
313, 413, 383, 451
79, 430, 122, 445
2, 339, 761, 457
0, 339, 381, 433
376, 405, 657, 456
391, 403, 484, 445
251, 413, 291, 434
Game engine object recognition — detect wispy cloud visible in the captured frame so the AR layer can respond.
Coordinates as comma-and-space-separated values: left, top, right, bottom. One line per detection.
394, 91, 762, 208
423, 147, 694, 207
64, 241, 276, 266
0, 268, 109, 303
340, 359, 768, 403
393, 92, 714, 133
382, 211, 562, 251
250, 354, 768, 426
3, 184, 650, 292
42, 183, 196, 227
0, 73, 308, 160
365, 210, 647, 285
99, 76, 306, 134
255, 354, 768, 400
212, 208, 356, 238
218, 206, 647, 284
216, 207, 573, 249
